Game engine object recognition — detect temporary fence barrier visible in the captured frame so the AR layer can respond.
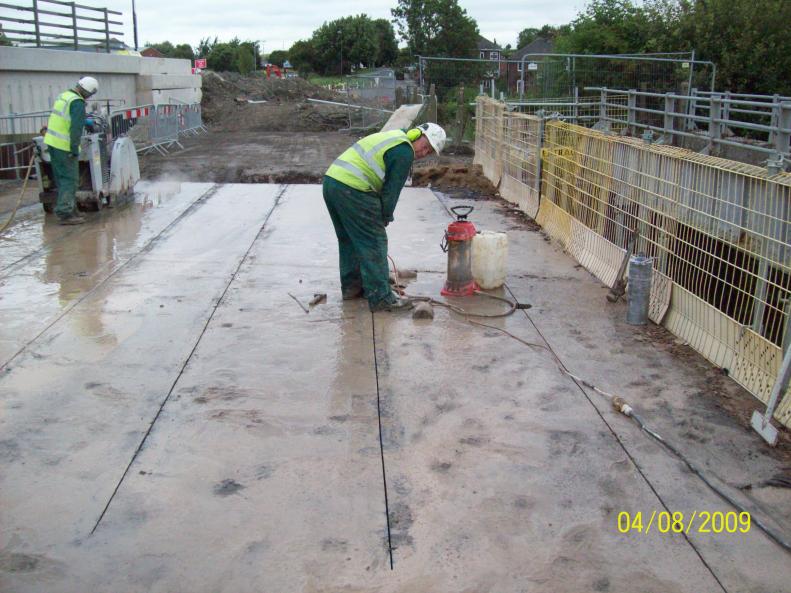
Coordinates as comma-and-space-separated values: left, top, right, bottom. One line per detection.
506, 93, 629, 134
110, 103, 206, 154
0, 110, 52, 178
474, 96, 791, 427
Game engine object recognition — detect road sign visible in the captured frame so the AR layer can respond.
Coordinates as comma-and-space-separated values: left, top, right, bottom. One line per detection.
194, 58, 207, 69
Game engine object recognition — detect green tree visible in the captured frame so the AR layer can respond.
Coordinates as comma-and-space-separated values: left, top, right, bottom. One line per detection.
196, 36, 217, 58
517, 25, 564, 48
681, 0, 791, 95
553, 0, 649, 54
144, 40, 194, 60
391, 0, 480, 57
207, 44, 237, 71
288, 39, 317, 75
237, 47, 255, 74
311, 15, 379, 74
267, 50, 289, 67
373, 19, 399, 66
173, 43, 194, 60
517, 28, 540, 48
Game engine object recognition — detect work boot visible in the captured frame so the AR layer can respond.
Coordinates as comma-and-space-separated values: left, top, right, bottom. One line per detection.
342, 285, 364, 300
370, 293, 414, 312
58, 215, 86, 225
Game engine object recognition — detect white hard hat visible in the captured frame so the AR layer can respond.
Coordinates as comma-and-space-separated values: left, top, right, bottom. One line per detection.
417, 122, 446, 154
77, 76, 99, 96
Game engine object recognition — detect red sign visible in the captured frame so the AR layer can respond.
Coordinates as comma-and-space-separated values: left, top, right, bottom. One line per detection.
194, 58, 207, 69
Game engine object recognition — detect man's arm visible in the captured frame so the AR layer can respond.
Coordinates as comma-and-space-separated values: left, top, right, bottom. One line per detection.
69, 99, 86, 157
380, 142, 415, 225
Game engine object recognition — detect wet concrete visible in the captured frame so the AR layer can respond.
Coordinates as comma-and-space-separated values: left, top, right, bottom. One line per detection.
1, 183, 790, 592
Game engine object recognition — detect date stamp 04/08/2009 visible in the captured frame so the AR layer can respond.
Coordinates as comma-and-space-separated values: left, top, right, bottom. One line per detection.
617, 511, 751, 535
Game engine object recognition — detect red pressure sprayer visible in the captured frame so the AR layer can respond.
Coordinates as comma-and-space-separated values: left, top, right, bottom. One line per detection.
441, 205, 479, 297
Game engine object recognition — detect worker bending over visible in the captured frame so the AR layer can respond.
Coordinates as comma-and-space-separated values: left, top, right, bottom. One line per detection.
323, 122, 446, 311
43, 76, 99, 225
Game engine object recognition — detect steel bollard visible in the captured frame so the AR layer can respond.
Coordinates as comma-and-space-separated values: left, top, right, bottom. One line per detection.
627, 254, 653, 325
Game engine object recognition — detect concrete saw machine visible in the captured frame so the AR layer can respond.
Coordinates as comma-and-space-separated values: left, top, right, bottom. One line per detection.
33, 113, 140, 213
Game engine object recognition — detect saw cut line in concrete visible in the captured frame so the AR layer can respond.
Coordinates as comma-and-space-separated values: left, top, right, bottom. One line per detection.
504, 283, 730, 593
0, 183, 221, 371
0, 224, 84, 277
429, 189, 734, 583
0, 183, 212, 278
372, 312, 395, 570
90, 184, 289, 535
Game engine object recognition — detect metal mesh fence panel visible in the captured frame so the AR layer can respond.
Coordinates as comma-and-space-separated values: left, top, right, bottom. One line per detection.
474, 97, 791, 425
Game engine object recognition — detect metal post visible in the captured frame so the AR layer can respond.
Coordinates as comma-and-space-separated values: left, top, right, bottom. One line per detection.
598, 88, 607, 124
9, 111, 19, 180
627, 89, 637, 136
535, 117, 545, 203
708, 94, 722, 155
686, 49, 695, 96
721, 91, 731, 138
664, 92, 675, 143
519, 59, 525, 102
70, 2, 78, 50
769, 95, 780, 146
490, 79, 495, 99
750, 345, 791, 446
686, 87, 698, 131
783, 297, 791, 355
32, 0, 41, 47
775, 101, 791, 157
573, 86, 579, 125
454, 85, 465, 149
132, 0, 139, 50
751, 259, 769, 336
103, 8, 110, 52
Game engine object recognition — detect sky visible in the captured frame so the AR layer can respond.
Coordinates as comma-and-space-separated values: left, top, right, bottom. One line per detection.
100, 0, 586, 53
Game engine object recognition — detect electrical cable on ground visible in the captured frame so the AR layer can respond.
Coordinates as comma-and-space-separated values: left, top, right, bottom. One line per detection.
488, 296, 791, 557
386, 256, 791, 557
389, 256, 520, 318
0, 153, 35, 236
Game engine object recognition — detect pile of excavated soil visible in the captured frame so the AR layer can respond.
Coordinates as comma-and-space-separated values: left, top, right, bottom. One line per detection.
201, 72, 349, 132
411, 164, 499, 197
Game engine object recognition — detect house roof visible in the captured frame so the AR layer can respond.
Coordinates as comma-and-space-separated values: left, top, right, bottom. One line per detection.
476, 35, 502, 51
141, 47, 165, 58
511, 37, 554, 60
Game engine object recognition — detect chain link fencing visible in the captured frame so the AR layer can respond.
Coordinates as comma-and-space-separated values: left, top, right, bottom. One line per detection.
474, 96, 791, 427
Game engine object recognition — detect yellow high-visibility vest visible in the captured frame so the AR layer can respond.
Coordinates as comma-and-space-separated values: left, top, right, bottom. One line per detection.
44, 90, 83, 152
326, 129, 414, 193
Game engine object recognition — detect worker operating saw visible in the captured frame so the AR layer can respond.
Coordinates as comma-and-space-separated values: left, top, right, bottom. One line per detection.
323, 122, 446, 312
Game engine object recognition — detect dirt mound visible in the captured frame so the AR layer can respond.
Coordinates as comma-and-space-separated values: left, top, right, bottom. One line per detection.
411, 164, 499, 196
201, 71, 348, 132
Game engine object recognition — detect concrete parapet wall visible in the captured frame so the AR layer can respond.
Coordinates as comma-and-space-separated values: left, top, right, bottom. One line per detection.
0, 46, 201, 115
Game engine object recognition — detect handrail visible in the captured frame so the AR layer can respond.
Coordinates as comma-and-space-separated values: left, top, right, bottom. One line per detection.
0, 0, 126, 52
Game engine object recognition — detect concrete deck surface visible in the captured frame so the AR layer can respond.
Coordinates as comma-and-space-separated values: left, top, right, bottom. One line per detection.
1, 183, 790, 593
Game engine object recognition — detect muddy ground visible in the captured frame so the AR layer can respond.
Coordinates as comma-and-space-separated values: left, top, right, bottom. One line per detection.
138, 130, 478, 186
201, 71, 348, 132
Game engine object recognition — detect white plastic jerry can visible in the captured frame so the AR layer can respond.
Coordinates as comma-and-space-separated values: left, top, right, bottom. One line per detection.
471, 230, 508, 289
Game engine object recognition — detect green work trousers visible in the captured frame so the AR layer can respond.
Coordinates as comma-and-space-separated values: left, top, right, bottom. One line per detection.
322, 176, 394, 308
49, 147, 79, 219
